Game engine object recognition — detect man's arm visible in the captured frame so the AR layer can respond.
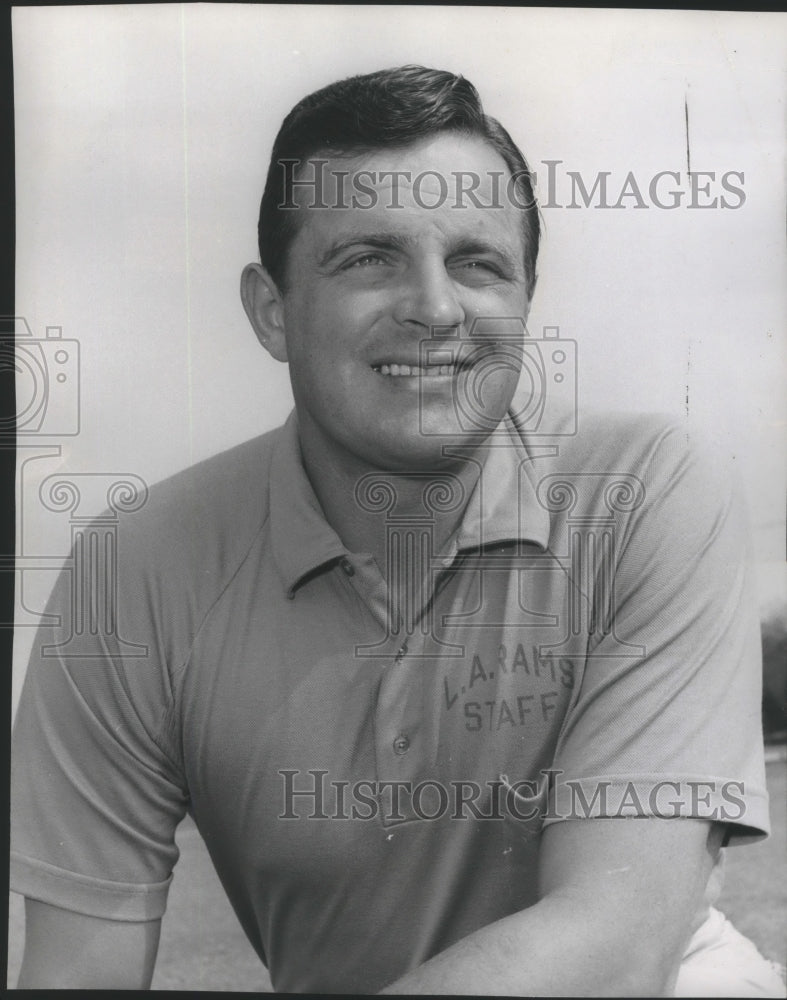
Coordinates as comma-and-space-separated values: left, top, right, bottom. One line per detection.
380, 816, 721, 996
17, 899, 161, 989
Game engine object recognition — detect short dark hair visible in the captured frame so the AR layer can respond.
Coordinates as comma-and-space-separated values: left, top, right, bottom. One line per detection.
258, 65, 540, 298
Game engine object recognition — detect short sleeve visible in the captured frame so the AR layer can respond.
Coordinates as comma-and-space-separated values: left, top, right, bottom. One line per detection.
548, 423, 769, 842
11, 525, 190, 920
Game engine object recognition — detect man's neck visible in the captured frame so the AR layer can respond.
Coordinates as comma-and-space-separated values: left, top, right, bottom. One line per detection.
297, 430, 484, 577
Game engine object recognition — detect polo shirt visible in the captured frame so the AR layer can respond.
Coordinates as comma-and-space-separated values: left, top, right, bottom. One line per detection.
11, 408, 769, 994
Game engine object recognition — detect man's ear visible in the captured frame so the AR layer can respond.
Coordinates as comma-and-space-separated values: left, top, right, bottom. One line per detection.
240, 263, 288, 362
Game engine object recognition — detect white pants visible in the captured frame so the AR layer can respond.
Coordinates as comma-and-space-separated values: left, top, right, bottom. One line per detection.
675, 908, 786, 998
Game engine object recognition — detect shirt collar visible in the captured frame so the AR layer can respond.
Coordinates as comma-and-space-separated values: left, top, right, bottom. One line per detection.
269, 410, 551, 596
269, 412, 349, 596
454, 413, 551, 554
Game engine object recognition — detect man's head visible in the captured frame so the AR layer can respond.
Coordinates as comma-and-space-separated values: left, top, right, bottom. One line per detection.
242, 67, 541, 476
258, 65, 539, 300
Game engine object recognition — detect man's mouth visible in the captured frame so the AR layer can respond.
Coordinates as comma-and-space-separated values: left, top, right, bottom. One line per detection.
372, 362, 462, 377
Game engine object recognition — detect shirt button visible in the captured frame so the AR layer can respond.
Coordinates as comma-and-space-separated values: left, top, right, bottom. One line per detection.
395, 640, 408, 662
340, 558, 354, 576
393, 735, 410, 755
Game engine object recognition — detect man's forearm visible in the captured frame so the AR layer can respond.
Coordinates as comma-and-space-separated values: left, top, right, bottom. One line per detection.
18, 899, 161, 990
379, 816, 717, 996
379, 890, 678, 997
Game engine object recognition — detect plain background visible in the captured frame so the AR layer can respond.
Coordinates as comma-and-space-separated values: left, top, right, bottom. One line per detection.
11, 3, 786, 747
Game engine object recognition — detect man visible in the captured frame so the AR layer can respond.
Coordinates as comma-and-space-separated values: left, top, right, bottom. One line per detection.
11, 66, 784, 994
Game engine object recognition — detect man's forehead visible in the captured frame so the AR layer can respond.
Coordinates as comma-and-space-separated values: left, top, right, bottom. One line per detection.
328, 133, 510, 178
286, 133, 526, 251
289, 132, 517, 206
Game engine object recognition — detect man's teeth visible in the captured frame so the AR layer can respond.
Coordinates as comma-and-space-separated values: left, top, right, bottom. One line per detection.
376, 363, 457, 376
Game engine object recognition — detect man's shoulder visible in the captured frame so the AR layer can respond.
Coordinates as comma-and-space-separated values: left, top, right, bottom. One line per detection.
546, 409, 688, 471
526, 408, 708, 483
514, 408, 728, 520
140, 426, 278, 522
518, 410, 743, 560
146, 427, 278, 511
114, 425, 283, 582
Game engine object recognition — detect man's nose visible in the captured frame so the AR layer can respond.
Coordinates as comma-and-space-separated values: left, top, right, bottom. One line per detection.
393, 259, 465, 331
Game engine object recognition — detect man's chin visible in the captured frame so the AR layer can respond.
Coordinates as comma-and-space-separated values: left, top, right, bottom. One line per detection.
366, 422, 494, 473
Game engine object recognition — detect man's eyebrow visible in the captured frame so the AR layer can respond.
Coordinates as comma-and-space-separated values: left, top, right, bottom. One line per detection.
317, 233, 415, 268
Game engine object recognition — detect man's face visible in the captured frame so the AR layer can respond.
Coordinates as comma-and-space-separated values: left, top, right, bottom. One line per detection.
278, 132, 531, 473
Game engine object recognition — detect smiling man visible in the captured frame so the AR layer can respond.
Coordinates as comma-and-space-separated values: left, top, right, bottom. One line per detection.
11, 67, 784, 995
241, 129, 533, 573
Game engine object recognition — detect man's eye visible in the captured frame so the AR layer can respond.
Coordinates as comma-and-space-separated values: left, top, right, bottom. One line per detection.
344, 253, 386, 269
455, 259, 502, 276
